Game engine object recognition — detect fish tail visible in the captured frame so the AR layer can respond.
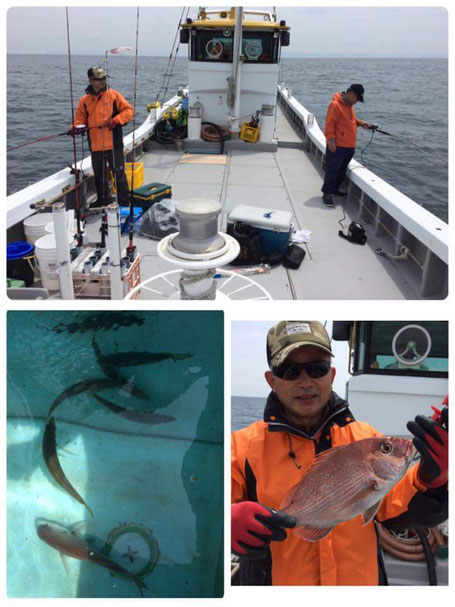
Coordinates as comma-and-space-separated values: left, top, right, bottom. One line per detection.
173, 353, 192, 361
84, 502, 94, 518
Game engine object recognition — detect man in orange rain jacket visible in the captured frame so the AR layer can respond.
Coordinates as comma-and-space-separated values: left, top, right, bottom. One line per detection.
231, 321, 448, 585
69, 66, 134, 208
321, 84, 371, 207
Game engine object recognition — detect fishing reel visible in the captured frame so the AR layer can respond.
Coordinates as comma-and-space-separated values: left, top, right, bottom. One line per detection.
338, 221, 367, 245
248, 110, 261, 128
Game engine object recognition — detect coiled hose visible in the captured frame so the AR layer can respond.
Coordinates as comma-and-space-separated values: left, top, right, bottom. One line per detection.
152, 119, 187, 145
376, 523, 446, 585
201, 122, 229, 155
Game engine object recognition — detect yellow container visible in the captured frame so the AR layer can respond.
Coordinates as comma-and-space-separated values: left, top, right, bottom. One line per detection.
240, 123, 260, 143
111, 162, 144, 192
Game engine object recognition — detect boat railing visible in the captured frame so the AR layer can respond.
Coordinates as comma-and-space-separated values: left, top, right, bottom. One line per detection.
277, 85, 448, 298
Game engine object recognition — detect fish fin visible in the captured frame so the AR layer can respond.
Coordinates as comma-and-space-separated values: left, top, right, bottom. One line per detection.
57, 442, 78, 457
371, 476, 388, 492
59, 553, 71, 577
305, 443, 351, 474
279, 481, 301, 510
362, 501, 382, 525
293, 525, 334, 542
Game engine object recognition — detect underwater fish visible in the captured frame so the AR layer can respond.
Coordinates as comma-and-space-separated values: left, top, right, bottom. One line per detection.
279, 436, 416, 542
93, 394, 175, 425
37, 522, 148, 597
92, 334, 151, 402
99, 351, 193, 367
42, 416, 94, 518
51, 313, 145, 334
48, 377, 125, 419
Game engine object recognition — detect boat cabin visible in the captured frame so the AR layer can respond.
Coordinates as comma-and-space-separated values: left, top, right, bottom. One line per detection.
180, 8, 290, 129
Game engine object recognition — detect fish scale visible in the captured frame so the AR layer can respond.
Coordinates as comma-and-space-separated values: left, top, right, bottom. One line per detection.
280, 437, 415, 541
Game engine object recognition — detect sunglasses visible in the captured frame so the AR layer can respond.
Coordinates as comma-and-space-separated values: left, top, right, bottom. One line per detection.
91, 77, 106, 81
272, 360, 331, 381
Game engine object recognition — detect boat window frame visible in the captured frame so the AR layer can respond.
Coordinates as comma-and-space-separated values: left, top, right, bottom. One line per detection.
356, 321, 448, 378
188, 27, 282, 64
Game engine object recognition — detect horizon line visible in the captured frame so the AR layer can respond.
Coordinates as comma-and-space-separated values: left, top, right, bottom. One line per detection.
7, 52, 448, 60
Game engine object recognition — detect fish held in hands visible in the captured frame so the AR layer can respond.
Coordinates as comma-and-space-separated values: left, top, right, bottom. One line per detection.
279, 436, 416, 542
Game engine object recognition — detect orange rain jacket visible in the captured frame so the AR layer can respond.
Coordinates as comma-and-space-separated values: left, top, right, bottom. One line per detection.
232, 392, 448, 586
324, 92, 366, 148
74, 86, 134, 152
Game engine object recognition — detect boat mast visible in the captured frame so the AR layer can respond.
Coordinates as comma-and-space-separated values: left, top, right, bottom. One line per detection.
228, 6, 244, 134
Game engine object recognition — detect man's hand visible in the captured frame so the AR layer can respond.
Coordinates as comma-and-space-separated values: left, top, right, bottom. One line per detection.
407, 406, 448, 488
106, 119, 118, 130
67, 125, 88, 137
360, 122, 371, 129
327, 139, 336, 153
231, 502, 296, 559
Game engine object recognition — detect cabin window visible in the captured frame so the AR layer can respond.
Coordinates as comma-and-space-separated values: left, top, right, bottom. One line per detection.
189, 29, 281, 63
361, 321, 448, 377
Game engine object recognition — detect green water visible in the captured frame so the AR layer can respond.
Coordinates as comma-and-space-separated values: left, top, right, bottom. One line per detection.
7, 310, 224, 598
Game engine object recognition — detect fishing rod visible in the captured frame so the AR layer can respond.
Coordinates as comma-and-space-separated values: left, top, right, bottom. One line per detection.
7, 125, 103, 153
155, 6, 190, 104
66, 7, 84, 247
127, 7, 140, 259
368, 124, 446, 161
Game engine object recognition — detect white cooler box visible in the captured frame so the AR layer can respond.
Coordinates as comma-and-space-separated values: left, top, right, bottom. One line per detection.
227, 205, 293, 255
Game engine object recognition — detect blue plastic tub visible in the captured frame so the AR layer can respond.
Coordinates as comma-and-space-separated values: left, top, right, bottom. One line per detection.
7, 241, 35, 287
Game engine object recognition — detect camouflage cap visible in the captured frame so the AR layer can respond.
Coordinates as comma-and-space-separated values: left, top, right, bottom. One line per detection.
87, 66, 108, 79
267, 321, 333, 367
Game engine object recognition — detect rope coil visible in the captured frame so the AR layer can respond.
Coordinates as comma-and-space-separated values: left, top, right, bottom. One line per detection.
179, 269, 217, 300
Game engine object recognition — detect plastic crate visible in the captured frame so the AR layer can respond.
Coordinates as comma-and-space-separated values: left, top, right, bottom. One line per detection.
110, 162, 144, 192
71, 246, 141, 299
240, 123, 260, 143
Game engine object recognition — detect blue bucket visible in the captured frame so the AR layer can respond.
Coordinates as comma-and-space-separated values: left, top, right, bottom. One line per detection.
7, 241, 35, 287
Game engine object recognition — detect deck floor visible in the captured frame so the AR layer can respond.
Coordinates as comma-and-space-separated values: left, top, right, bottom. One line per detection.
84, 106, 418, 300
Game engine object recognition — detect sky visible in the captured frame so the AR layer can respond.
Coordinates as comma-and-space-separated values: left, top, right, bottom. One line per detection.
5, 5, 448, 58
232, 321, 350, 397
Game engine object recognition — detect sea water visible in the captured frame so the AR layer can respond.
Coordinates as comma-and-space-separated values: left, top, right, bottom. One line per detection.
7, 310, 223, 598
7, 55, 448, 222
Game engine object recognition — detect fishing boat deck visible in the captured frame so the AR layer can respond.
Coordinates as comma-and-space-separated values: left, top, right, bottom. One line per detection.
83, 105, 417, 300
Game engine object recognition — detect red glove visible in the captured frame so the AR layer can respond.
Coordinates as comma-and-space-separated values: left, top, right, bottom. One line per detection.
407, 406, 448, 488
107, 119, 118, 129
231, 502, 295, 559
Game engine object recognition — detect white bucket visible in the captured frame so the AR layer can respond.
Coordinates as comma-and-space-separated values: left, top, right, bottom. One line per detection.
45, 210, 76, 235
35, 233, 74, 291
23, 213, 54, 245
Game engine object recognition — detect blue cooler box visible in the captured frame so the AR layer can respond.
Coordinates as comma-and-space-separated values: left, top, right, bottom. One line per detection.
227, 205, 293, 255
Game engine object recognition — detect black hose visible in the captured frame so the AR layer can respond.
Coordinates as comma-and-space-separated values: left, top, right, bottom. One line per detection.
415, 528, 438, 586
152, 119, 187, 145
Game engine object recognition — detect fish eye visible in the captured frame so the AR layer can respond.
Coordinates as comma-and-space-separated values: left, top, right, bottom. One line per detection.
380, 442, 393, 454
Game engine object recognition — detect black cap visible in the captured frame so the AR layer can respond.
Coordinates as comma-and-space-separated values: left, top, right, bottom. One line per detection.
348, 83, 364, 102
